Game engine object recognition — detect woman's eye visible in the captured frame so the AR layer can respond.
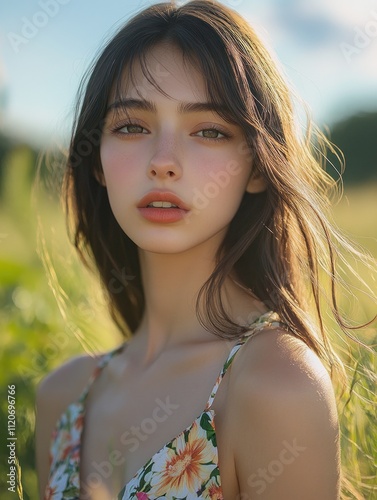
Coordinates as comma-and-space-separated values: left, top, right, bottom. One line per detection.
196, 128, 228, 140
118, 124, 147, 134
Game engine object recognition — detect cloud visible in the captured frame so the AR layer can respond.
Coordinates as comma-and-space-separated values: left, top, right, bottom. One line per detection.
309, 0, 377, 26
242, 0, 377, 124
263, 0, 377, 50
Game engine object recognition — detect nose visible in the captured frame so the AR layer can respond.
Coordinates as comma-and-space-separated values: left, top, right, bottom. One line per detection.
147, 135, 182, 180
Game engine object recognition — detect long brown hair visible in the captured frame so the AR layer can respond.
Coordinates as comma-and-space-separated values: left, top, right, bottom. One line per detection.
64, 0, 373, 377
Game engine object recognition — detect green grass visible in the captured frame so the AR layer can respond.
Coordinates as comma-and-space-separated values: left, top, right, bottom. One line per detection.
331, 186, 377, 499
0, 149, 376, 499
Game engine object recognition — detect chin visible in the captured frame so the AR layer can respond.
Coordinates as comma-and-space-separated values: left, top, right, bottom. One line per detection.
130, 235, 193, 255
138, 246, 195, 256
123, 223, 227, 257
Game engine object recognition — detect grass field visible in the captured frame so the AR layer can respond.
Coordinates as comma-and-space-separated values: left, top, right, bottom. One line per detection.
0, 148, 376, 499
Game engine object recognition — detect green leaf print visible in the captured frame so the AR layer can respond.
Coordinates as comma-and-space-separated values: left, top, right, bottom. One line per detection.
184, 428, 190, 443
166, 440, 176, 451
139, 460, 153, 489
209, 467, 220, 481
199, 413, 213, 431
200, 412, 217, 447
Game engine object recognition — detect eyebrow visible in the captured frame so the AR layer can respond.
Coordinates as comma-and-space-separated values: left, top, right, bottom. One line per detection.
106, 98, 228, 116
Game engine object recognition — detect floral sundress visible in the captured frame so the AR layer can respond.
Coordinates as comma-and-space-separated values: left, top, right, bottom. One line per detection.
44, 311, 282, 499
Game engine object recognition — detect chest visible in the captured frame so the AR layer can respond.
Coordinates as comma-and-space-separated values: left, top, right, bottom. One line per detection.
79, 350, 240, 498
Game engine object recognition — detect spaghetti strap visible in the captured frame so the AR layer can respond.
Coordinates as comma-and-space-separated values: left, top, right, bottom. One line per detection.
205, 311, 282, 411
77, 342, 127, 404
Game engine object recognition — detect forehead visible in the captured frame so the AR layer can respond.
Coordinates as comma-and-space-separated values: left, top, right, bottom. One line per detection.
110, 42, 207, 104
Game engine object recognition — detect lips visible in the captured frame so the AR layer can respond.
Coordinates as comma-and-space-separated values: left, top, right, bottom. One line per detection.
138, 191, 189, 223
137, 191, 190, 211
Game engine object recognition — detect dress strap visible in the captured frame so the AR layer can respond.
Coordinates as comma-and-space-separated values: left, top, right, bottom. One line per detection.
78, 342, 128, 404
204, 311, 281, 411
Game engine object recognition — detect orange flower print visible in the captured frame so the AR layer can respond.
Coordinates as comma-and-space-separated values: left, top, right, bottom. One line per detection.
74, 412, 84, 431
61, 444, 73, 461
202, 477, 224, 499
208, 484, 223, 500
149, 421, 218, 497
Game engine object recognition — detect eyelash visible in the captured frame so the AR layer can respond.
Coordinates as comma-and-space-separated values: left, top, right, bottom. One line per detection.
111, 121, 232, 142
195, 127, 231, 142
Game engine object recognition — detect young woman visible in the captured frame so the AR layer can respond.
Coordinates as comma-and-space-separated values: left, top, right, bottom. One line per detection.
35, 0, 369, 498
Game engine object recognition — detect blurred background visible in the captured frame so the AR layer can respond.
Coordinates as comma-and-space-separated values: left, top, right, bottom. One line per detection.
0, 0, 376, 498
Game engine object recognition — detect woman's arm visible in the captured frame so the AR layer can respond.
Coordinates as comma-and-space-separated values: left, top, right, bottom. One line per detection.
35, 354, 97, 498
231, 329, 340, 500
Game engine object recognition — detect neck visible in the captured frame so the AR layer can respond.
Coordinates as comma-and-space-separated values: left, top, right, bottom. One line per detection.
129, 240, 267, 365
137, 240, 219, 345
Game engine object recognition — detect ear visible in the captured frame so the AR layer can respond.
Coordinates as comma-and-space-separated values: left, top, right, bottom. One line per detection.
245, 170, 267, 194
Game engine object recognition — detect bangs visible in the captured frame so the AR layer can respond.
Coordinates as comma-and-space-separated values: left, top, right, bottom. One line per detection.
104, 38, 254, 131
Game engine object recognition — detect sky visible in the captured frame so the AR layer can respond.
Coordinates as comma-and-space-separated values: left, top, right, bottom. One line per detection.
0, 0, 377, 148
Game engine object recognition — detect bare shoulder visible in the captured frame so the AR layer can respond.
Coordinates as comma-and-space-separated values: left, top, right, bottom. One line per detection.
231, 327, 337, 406
229, 328, 340, 499
36, 352, 99, 409
35, 353, 99, 498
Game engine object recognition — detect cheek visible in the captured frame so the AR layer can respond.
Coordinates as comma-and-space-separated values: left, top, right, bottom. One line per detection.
189, 159, 251, 226
100, 140, 138, 186
197, 155, 251, 201
99, 143, 141, 222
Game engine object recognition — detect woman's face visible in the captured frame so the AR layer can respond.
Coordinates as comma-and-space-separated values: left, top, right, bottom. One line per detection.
100, 43, 263, 256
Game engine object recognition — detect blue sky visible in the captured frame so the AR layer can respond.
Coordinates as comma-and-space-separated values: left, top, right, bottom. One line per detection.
1, 0, 377, 147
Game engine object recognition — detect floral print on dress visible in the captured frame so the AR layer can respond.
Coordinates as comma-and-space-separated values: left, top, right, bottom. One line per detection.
119, 412, 220, 499
45, 403, 83, 499
44, 311, 282, 499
